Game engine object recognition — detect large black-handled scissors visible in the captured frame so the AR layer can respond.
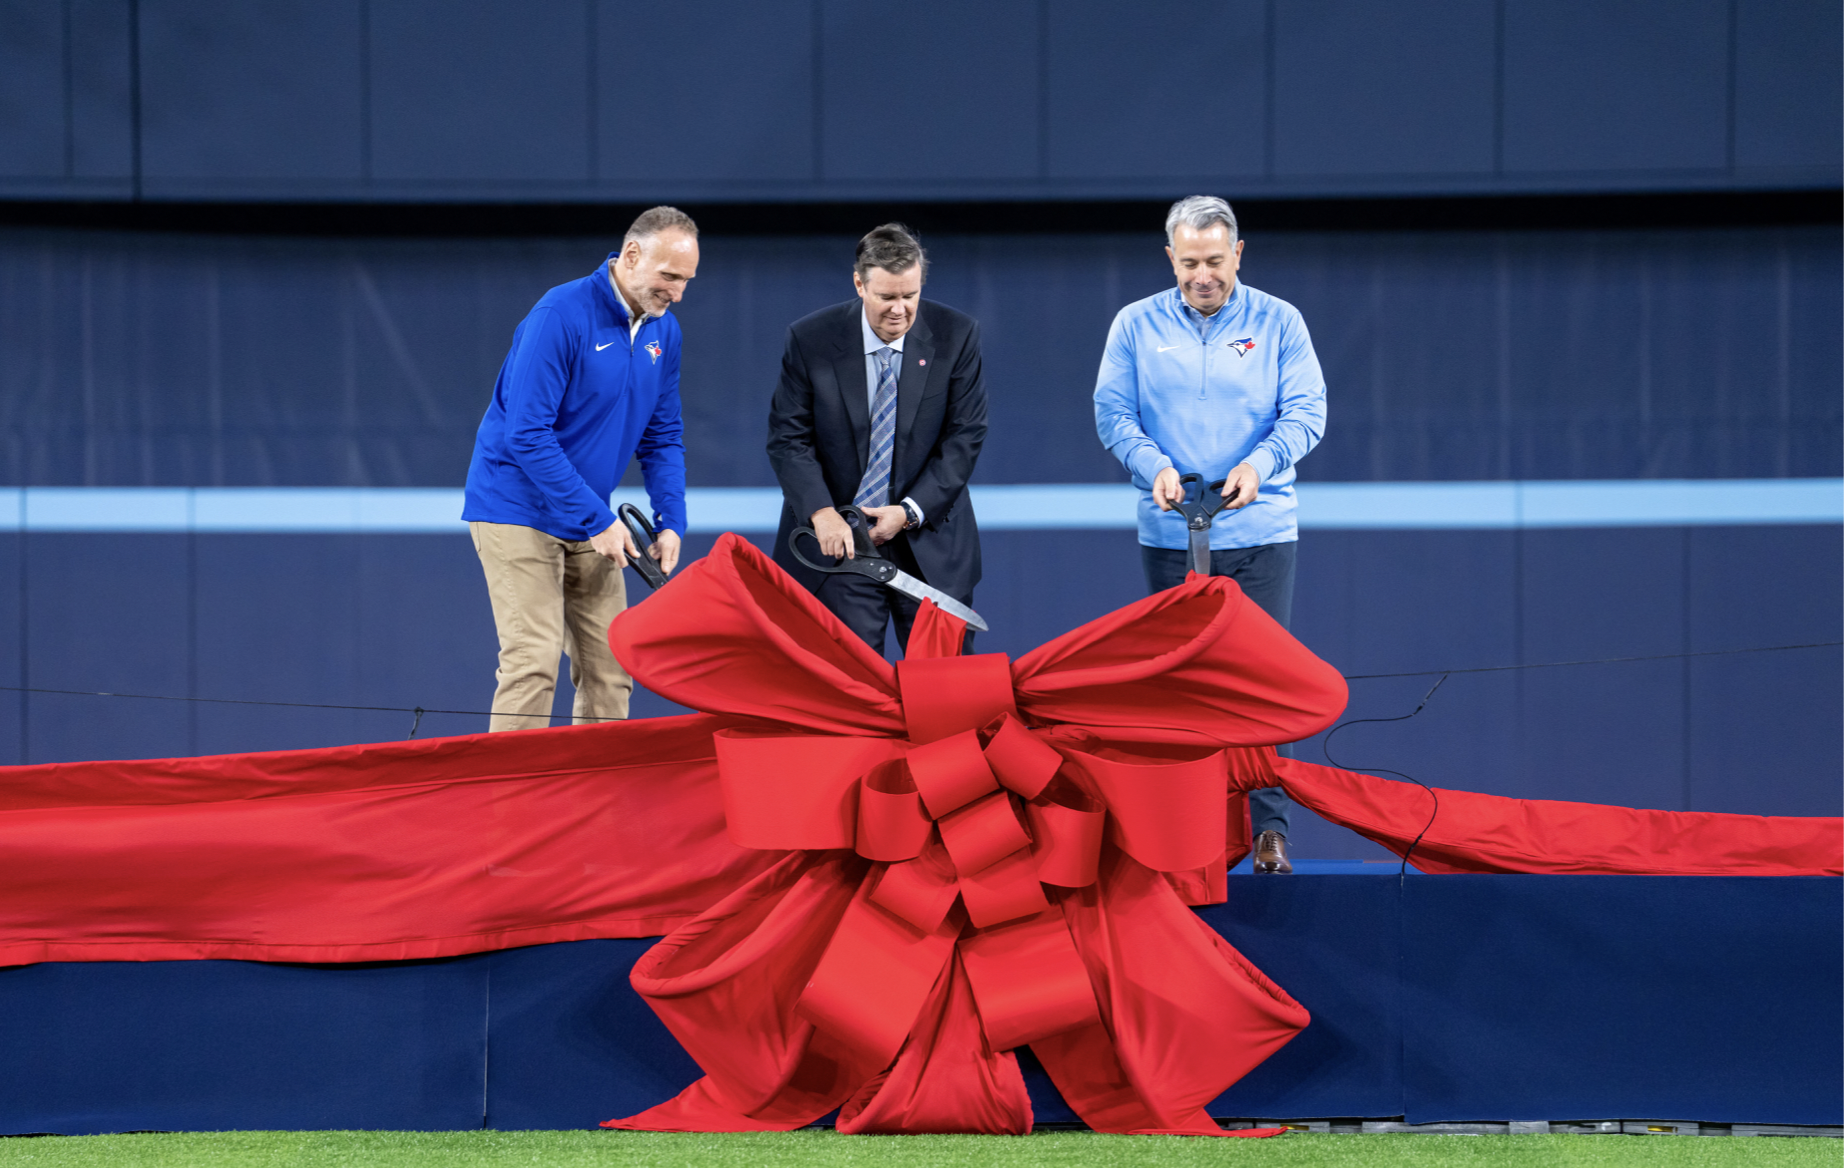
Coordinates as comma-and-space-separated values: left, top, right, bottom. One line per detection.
789, 504, 990, 632
617, 503, 669, 591
1168, 473, 1244, 576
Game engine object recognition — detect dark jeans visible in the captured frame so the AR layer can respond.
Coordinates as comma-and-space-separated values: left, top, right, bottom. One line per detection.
1142, 540, 1298, 838
816, 534, 976, 658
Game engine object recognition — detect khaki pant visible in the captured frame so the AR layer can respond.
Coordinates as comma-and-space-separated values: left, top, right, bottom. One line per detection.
470, 521, 631, 731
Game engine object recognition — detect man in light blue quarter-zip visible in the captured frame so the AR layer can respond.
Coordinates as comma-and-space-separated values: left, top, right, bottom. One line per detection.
1093, 196, 1328, 875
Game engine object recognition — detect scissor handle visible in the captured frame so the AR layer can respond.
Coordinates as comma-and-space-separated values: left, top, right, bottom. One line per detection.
616, 503, 668, 590
833, 504, 883, 559
1200, 477, 1234, 517
787, 526, 840, 574
1173, 472, 1238, 523
788, 505, 894, 576
788, 523, 896, 581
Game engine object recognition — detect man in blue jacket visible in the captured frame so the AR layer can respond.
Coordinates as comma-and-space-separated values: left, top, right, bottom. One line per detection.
1093, 196, 1328, 874
463, 206, 698, 731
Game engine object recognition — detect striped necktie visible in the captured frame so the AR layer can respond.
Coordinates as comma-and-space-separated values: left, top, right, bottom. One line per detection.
854, 345, 899, 508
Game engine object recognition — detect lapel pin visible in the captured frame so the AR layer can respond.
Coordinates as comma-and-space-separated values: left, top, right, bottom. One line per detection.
918, 359, 926, 366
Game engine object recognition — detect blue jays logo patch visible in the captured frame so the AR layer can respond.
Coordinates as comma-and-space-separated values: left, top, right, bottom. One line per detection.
644, 341, 663, 363
1227, 337, 1256, 357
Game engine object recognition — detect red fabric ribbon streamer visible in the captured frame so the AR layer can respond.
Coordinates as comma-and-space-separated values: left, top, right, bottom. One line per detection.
0, 532, 1833, 1136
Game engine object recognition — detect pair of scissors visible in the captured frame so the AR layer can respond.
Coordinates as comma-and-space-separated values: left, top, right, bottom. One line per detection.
788, 504, 990, 632
617, 503, 669, 591
1167, 473, 1245, 576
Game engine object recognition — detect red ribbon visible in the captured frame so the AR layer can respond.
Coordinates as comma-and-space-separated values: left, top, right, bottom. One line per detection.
605, 534, 1352, 1136
712, 643, 1290, 1094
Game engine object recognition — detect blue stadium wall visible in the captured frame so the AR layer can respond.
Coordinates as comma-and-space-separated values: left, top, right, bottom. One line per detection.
3, 0, 1840, 859
2, 0, 1839, 204
2, 224, 1838, 860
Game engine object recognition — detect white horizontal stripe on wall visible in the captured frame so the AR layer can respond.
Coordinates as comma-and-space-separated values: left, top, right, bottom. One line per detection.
1, 480, 1838, 534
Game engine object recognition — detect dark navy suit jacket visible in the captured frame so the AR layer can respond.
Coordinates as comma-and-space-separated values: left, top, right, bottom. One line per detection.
766, 298, 988, 601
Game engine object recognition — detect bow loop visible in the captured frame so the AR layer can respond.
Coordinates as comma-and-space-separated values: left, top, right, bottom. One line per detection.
856, 760, 931, 862
1011, 573, 1348, 747
1027, 777, 1106, 888
908, 731, 999, 819
611, 536, 907, 736
1065, 744, 1229, 873
870, 841, 960, 932
980, 713, 1061, 800
938, 792, 1032, 877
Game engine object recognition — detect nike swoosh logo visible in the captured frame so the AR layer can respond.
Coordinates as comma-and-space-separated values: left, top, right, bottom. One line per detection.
1156, 344, 1181, 352
596, 341, 615, 351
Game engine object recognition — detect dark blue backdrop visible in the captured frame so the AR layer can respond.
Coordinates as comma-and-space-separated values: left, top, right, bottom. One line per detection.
3, 0, 1839, 203
2, 224, 1838, 487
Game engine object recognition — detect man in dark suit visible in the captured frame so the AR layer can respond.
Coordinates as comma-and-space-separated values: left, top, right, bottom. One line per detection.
767, 224, 988, 654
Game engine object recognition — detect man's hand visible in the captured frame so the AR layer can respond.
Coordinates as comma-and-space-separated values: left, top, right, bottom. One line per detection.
859, 504, 908, 545
1219, 462, 1260, 510
589, 520, 641, 567
810, 507, 855, 559
1152, 466, 1186, 512
649, 528, 682, 575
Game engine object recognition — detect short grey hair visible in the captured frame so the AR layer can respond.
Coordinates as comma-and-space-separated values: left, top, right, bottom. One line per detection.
855, 223, 928, 282
1165, 196, 1238, 248
623, 205, 699, 249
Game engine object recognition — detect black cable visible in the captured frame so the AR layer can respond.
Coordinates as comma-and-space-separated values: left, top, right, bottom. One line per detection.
1321, 673, 1450, 880
0, 638, 1834, 744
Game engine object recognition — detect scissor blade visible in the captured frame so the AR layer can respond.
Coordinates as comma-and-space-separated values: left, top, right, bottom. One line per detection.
1188, 524, 1212, 576
884, 570, 990, 633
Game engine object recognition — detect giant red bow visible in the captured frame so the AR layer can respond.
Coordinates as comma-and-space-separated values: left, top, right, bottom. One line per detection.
601, 534, 1348, 1136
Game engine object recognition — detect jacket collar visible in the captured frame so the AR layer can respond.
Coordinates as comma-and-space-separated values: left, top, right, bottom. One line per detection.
598, 253, 656, 331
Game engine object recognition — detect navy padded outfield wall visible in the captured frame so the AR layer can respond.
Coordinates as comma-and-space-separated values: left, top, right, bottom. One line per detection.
0, 878, 1836, 1132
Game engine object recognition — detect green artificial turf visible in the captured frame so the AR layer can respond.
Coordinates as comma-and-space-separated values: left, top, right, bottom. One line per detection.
0, 1131, 1835, 1168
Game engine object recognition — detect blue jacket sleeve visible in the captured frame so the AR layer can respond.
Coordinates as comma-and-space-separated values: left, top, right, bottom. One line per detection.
1244, 308, 1327, 484
503, 307, 619, 535
637, 324, 688, 536
1093, 311, 1173, 488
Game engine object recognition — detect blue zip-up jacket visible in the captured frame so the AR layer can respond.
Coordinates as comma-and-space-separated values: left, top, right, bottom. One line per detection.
463, 255, 686, 541
1094, 283, 1326, 550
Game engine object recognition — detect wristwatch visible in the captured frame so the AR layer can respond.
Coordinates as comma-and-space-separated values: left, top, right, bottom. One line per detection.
901, 500, 921, 530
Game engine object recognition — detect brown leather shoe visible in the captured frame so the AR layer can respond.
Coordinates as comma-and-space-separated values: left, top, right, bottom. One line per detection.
1253, 830, 1292, 874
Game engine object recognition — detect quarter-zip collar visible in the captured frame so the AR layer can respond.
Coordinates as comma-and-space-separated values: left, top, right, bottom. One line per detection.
1175, 282, 1242, 340
600, 253, 653, 344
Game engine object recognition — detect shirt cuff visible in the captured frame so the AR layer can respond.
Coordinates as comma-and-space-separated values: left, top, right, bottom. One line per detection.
901, 496, 924, 526
1129, 450, 1174, 489
1244, 448, 1277, 485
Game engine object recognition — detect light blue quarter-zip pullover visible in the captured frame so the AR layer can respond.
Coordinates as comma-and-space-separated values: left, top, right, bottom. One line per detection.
1094, 284, 1327, 550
